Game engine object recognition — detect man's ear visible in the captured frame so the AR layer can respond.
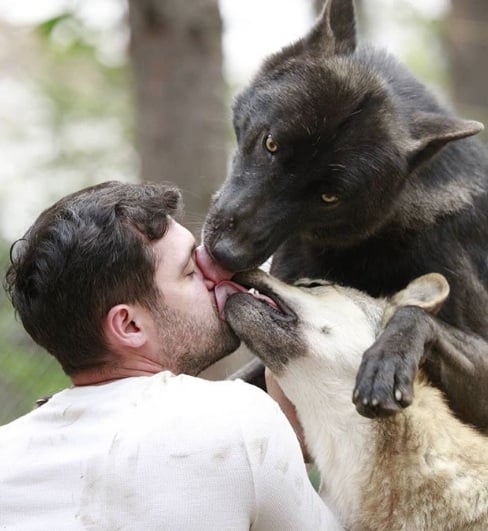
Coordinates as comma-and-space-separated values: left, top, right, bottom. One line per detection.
306, 0, 356, 56
406, 112, 484, 171
104, 304, 148, 350
383, 273, 450, 325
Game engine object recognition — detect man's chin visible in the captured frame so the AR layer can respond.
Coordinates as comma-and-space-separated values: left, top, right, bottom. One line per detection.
202, 327, 241, 372
177, 327, 241, 377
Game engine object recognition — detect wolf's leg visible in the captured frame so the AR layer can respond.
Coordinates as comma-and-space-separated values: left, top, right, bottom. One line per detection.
352, 306, 488, 430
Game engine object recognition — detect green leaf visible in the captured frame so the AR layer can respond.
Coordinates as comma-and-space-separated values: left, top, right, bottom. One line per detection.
37, 13, 73, 39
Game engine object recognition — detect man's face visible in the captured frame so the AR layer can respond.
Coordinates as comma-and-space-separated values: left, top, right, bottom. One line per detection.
149, 220, 240, 375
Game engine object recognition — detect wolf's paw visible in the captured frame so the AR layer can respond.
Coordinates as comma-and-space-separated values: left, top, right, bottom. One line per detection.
352, 342, 418, 418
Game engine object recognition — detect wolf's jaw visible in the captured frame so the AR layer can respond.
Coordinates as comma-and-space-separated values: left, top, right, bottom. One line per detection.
214, 280, 287, 320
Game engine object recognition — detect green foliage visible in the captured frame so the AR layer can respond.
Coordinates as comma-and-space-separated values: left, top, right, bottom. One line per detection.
32, 11, 135, 187
0, 7, 133, 425
35, 12, 131, 127
307, 464, 321, 491
361, 1, 450, 100
401, 14, 450, 94
0, 240, 69, 426
37, 13, 73, 39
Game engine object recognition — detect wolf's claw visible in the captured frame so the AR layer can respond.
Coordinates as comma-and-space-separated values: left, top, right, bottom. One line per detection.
352, 338, 417, 418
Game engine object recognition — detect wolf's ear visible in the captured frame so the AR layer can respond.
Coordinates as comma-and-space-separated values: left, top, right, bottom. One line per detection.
306, 0, 356, 56
383, 273, 450, 325
406, 112, 484, 171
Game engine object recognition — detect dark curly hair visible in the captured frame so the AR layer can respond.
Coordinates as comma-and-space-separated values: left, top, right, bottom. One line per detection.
4, 181, 182, 375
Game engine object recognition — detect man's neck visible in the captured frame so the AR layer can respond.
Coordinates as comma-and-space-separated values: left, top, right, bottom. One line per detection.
71, 359, 170, 387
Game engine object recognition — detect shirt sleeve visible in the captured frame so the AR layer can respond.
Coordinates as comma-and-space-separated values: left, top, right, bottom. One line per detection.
236, 383, 344, 531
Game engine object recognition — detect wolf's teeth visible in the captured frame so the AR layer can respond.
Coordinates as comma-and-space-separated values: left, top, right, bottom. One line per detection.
248, 288, 259, 296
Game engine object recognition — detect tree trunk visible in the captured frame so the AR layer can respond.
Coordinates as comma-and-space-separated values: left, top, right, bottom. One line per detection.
128, 0, 227, 235
446, 0, 488, 142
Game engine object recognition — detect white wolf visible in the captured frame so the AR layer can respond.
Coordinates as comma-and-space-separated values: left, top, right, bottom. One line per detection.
222, 270, 488, 531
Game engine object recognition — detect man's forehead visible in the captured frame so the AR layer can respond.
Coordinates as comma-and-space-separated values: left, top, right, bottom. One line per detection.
152, 219, 194, 265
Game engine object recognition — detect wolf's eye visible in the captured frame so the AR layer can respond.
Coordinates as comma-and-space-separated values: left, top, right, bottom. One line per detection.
264, 134, 278, 153
303, 282, 326, 288
321, 194, 339, 204
295, 279, 334, 289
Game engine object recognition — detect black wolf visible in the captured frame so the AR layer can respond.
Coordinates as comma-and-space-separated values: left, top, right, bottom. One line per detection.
204, 0, 488, 429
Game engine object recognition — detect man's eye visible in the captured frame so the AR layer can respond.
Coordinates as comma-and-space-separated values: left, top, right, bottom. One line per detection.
185, 257, 197, 277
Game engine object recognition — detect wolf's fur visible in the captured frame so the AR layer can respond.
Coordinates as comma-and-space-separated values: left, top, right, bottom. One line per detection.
204, 0, 488, 428
225, 270, 488, 530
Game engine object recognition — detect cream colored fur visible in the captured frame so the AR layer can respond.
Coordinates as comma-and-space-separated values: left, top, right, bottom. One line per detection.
267, 274, 488, 530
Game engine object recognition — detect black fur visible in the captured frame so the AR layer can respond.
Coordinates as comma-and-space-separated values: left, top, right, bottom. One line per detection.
204, 0, 488, 429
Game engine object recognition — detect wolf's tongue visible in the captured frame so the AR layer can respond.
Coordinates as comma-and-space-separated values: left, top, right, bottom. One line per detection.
215, 281, 248, 319
214, 280, 280, 320
196, 247, 280, 319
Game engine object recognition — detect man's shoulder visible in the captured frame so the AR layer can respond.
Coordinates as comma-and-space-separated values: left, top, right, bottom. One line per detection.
131, 373, 285, 447
151, 371, 272, 409
135, 372, 280, 424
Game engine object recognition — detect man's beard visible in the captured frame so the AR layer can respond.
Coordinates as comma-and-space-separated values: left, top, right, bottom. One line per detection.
153, 305, 240, 376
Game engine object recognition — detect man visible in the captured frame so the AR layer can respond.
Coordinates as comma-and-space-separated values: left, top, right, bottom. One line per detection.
1, 181, 341, 530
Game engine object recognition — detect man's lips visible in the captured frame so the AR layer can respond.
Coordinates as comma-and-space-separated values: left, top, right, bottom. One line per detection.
195, 245, 239, 317
195, 245, 281, 320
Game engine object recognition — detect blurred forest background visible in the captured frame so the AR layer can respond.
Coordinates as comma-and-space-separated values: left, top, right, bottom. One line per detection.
0, 0, 487, 425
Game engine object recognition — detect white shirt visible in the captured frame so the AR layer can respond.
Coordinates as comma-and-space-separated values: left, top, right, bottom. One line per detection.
0, 372, 342, 530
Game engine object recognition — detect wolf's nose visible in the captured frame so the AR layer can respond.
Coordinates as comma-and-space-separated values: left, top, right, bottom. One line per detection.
209, 238, 249, 272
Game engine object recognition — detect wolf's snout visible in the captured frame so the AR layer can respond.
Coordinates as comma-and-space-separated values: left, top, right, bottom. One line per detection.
204, 186, 285, 272
205, 215, 275, 271
204, 202, 262, 272
208, 237, 256, 272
